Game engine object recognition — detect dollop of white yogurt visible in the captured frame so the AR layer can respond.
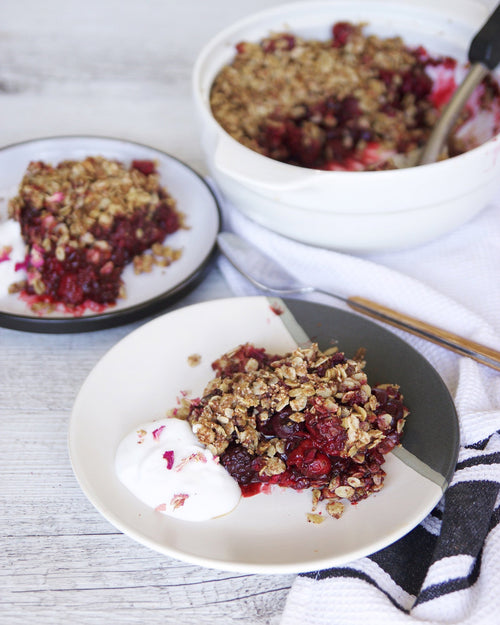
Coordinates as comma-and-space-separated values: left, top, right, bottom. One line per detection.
0, 219, 26, 297
115, 417, 241, 521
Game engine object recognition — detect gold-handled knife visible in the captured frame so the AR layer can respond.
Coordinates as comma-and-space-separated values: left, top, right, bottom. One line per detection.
217, 231, 500, 372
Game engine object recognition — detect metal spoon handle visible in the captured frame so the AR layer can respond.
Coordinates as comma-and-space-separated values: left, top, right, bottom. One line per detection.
346, 295, 500, 371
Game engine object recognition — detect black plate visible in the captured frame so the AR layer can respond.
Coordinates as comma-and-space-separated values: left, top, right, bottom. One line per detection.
0, 136, 220, 333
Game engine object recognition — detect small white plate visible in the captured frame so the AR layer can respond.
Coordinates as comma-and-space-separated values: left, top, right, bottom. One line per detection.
0, 136, 220, 332
69, 296, 459, 574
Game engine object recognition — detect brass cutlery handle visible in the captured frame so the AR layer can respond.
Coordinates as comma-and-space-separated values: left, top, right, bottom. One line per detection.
348, 296, 500, 372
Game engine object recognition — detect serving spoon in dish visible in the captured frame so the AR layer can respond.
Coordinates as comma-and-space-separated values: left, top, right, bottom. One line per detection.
217, 232, 500, 372
394, 3, 500, 168
416, 2, 500, 166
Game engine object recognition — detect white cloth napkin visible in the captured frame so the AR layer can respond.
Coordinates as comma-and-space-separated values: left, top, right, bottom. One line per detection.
215, 183, 500, 625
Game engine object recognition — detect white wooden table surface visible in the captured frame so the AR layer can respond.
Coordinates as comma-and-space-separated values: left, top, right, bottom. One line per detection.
0, 1, 299, 622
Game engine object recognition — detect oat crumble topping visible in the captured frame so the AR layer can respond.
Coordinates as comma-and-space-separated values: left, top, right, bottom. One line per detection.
188, 353, 202, 367
307, 513, 325, 524
175, 342, 409, 519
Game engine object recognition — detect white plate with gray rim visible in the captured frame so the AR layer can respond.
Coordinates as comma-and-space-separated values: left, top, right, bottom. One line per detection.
69, 296, 459, 574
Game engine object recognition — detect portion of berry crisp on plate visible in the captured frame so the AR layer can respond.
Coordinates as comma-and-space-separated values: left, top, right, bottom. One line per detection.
175, 342, 409, 521
7, 156, 184, 314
